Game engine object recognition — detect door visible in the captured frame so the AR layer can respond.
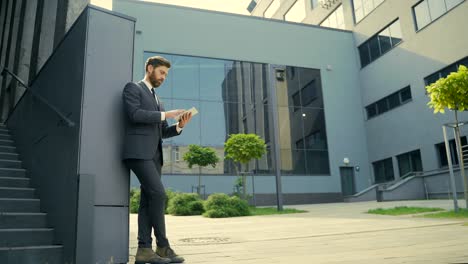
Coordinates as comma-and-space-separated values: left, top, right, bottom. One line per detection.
340, 166, 356, 196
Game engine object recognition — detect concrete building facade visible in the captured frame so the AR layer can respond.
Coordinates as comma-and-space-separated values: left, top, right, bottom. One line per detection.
113, 0, 468, 205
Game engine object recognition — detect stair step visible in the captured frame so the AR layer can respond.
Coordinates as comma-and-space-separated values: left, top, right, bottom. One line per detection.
0, 134, 12, 140
0, 213, 47, 228
0, 153, 19, 160
0, 146, 16, 154
0, 159, 22, 169
0, 168, 26, 177
0, 228, 54, 247
0, 245, 63, 264
0, 140, 14, 147
0, 187, 35, 199
0, 198, 40, 213
0, 177, 30, 188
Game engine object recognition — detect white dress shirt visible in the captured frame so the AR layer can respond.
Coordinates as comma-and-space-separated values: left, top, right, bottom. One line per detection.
142, 79, 182, 133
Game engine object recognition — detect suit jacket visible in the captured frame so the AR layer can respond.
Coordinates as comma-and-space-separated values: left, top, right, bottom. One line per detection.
122, 81, 180, 163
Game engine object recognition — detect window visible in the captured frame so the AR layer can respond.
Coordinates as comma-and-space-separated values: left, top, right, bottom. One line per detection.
311, 0, 318, 9
400, 86, 412, 102
292, 79, 317, 111
397, 150, 423, 177
424, 56, 468, 86
358, 19, 402, 67
413, 0, 464, 30
305, 130, 324, 149
264, 0, 280, 18
301, 80, 317, 106
436, 136, 467, 167
285, 0, 306, 23
353, 0, 386, 23
292, 91, 301, 112
247, 0, 257, 13
173, 146, 180, 162
320, 5, 345, 30
373, 158, 394, 183
263, 104, 270, 143
366, 86, 412, 119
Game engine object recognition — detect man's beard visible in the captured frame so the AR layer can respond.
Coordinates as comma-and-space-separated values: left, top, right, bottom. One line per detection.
149, 71, 162, 87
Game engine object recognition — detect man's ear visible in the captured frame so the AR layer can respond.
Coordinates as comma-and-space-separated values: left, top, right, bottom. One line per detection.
146, 64, 153, 73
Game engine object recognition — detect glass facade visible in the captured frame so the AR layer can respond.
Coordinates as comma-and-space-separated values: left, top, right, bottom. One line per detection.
320, 5, 345, 30
413, 0, 464, 30
358, 19, 402, 68
143, 52, 330, 176
353, 0, 385, 23
365, 86, 412, 119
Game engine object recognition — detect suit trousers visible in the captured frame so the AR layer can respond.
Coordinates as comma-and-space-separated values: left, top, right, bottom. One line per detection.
124, 155, 169, 248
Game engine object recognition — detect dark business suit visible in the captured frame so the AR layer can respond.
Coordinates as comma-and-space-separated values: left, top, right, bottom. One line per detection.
122, 81, 180, 248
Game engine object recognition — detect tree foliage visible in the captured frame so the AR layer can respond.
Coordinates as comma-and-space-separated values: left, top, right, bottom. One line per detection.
426, 65, 468, 113
224, 134, 266, 165
183, 144, 219, 169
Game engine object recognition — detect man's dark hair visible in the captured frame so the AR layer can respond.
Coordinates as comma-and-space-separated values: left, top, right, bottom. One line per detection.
145, 56, 171, 72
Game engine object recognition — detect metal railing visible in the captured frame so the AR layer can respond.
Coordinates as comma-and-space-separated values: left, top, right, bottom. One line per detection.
1, 68, 75, 127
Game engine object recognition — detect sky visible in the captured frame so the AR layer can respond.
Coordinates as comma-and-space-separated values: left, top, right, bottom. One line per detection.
90, 0, 251, 15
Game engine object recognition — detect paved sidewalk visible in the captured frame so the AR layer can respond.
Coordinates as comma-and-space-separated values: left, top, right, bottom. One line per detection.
128, 200, 468, 264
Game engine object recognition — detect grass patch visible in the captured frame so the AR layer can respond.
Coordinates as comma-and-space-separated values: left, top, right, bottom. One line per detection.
367, 206, 444, 216
249, 207, 307, 216
420, 209, 468, 219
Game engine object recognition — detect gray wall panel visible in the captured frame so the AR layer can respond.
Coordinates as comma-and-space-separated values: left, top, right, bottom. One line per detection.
79, 7, 133, 206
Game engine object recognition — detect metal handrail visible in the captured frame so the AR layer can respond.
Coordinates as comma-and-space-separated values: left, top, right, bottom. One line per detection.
1, 68, 75, 127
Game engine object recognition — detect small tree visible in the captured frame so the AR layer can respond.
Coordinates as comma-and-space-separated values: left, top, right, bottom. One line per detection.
426, 64, 468, 208
224, 134, 266, 200
183, 144, 219, 196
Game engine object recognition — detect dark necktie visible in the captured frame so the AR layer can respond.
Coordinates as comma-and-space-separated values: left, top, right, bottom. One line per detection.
151, 88, 159, 106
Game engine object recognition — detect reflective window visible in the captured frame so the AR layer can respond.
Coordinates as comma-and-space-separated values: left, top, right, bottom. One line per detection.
397, 149, 423, 177
285, 0, 306, 23
436, 137, 467, 167
264, 0, 280, 18
378, 28, 392, 54
413, 1, 431, 30
311, 0, 319, 9
320, 5, 345, 30
275, 66, 329, 175
144, 52, 328, 176
373, 158, 394, 183
366, 86, 412, 119
424, 56, 468, 85
413, 0, 465, 30
358, 19, 402, 67
353, 0, 386, 23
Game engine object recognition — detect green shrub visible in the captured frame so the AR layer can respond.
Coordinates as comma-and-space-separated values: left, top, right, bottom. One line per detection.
203, 193, 251, 218
167, 193, 205, 216
165, 189, 177, 213
130, 188, 178, 214
130, 188, 141, 214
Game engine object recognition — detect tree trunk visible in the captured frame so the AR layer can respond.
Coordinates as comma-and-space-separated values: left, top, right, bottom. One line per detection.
198, 166, 202, 196
454, 110, 468, 208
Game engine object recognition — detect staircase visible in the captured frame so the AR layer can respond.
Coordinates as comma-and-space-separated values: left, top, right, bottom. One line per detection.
0, 125, 63, 263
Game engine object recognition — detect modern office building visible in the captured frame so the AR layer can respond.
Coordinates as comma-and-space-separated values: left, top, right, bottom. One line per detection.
113, 0, 468, 204
249, 0, 468, 182
0, 1, 467, 263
